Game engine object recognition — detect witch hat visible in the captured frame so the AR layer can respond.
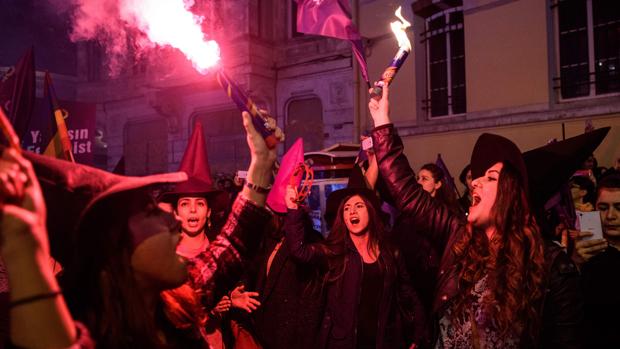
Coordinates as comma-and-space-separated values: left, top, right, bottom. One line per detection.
159, 121, 228, 213
21, 149, 187, 266
523, 127, 610, 210
324, 165, 381, 228
470, 127, 610, 210
267, 138, 305, 213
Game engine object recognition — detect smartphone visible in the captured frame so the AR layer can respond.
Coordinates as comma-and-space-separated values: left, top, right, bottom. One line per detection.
236, 170, 248, 179
575, 210, 604, 240
361, 137, 373, 151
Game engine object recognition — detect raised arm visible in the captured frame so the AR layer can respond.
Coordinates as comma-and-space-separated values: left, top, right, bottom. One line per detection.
283, 185, 327, 267
188, 111, 283, 307
0, 148, 78, 348
368, 85, 461, 249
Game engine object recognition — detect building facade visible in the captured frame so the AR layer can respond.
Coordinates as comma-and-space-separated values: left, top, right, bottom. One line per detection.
2, 0, 618, 188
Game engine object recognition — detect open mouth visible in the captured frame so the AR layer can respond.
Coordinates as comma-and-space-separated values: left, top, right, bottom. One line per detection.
471, 193, 481, 207
350, 217, 360, 225
187, 217, 200, 227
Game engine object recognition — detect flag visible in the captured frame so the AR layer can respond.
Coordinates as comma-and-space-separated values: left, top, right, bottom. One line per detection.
0, 47, 35, 142
435, 153, 459, 199
43, 72, 75, 162
295, 0, 369, 84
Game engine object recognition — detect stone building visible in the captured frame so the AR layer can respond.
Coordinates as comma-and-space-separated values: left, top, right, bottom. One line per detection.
1, 0, 618, 190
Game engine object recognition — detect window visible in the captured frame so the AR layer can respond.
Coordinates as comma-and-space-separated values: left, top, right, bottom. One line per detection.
554, 0, 620, 99
422, 7, 466, 117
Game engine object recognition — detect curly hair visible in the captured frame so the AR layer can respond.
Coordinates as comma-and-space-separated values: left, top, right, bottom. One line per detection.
451, 162, 546, 343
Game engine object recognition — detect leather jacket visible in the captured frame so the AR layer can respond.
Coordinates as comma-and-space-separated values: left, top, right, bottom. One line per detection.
372, 124, 583, 348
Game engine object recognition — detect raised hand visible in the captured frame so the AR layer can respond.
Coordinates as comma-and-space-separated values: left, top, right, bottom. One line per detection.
230, 285, 261, 313
0, 147, 48, 257
285, 184, 299, 210
368, 83, 391, 127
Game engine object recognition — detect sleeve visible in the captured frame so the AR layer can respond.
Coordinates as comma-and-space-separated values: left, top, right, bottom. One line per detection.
372, 124, 461, 250
284, 208, 328, 268
188, 194, 272, 309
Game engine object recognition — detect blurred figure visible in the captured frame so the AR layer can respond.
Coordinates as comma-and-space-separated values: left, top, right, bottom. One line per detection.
0, 148, 91, 348
417, 163, 463, 217
569, 176, 596, 212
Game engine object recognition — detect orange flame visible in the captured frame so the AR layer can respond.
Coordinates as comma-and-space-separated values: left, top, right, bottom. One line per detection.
390, 6, 412, 51
121, 0, 220, 73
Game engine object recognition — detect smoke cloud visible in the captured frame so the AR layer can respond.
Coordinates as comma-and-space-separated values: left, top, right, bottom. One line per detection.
45, 0, 204, 76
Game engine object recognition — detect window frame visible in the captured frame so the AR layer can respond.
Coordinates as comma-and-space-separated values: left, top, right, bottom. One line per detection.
552, 0, 620, 102
421, 6, 467, 119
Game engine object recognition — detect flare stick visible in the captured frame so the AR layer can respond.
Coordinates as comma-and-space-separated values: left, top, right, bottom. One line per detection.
216, 70, 278, 149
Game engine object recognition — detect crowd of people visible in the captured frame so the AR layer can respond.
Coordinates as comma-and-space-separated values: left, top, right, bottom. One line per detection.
0, 85, 617, 349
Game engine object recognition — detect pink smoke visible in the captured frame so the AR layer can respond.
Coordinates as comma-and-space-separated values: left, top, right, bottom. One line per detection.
50, 0, 218, 76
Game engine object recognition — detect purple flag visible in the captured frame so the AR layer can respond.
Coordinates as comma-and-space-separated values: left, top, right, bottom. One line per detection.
435, 153, 459, 199
296, 0, 369, 83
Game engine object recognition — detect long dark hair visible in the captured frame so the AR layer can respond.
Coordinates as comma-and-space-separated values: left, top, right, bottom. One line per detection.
61, 190, 168, 348
421, 163, 462, 216
451, 162, 545, 343
322, 193, 385, 282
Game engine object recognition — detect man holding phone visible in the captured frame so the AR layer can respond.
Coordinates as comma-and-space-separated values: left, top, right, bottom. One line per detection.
576, 174, 620, 347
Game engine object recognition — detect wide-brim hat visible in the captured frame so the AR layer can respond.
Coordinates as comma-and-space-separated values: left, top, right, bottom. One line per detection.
324, 165, 381, 228
471, 133, 529, 192
159, 121, 228, 213
523, 127, 610, 210
22, 150, 187, 266
470, 127, 610, 211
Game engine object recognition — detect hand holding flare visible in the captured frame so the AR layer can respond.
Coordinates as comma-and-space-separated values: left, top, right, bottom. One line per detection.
370, 7, 412, 100
216, 70, 283, 149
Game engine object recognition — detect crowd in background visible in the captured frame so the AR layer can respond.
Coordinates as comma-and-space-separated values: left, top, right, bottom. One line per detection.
0, 88, 618, 349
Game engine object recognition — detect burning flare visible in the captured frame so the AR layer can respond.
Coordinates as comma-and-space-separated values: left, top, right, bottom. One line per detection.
121, 0, 220, 73
390, 6, 412, 51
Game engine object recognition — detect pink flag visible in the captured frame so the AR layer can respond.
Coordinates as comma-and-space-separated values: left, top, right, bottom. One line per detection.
296, 0, 369, 84
267, 138, 305, 213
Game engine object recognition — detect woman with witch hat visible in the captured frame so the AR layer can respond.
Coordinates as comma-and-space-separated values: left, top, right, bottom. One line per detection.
283, 165, 427, 349
158, 121, 262, 348
22, 111, 282, 348
367, 84, 602, 348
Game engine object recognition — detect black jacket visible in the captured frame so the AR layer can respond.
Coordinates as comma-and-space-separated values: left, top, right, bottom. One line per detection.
284, 208, 425, 349
244, 216, 324, 349
372, 124, 583, 348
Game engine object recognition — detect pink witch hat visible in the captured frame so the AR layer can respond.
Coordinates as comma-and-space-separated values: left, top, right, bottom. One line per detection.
267, 138, 305, 213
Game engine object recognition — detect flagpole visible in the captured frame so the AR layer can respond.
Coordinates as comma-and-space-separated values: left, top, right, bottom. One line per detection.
353, 0, 361, 143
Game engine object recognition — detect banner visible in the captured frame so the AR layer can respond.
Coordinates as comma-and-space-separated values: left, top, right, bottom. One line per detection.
23, 97, 96, 165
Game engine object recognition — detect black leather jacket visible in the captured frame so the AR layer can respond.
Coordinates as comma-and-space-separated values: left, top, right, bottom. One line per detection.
372, 124, 583, 348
